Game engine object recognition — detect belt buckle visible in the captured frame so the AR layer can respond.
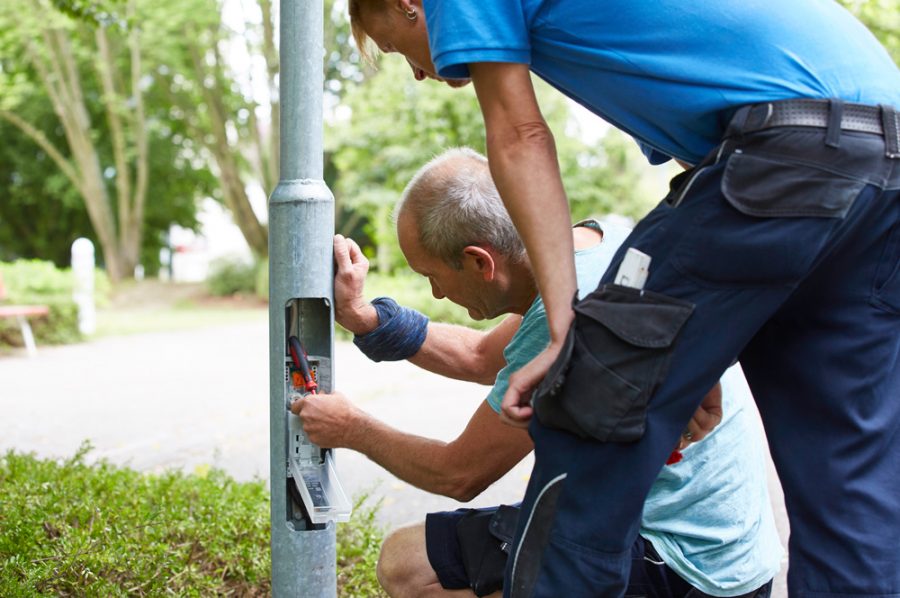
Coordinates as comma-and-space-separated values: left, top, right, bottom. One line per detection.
747, 102, 775, 131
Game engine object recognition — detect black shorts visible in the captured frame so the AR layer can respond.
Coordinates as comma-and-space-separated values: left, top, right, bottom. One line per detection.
425, 504, 774, 598
425, 504, 520, 597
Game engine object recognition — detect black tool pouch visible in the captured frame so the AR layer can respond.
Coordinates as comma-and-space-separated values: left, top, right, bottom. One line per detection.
533, 284, 694, 442
457, 505, 520, 597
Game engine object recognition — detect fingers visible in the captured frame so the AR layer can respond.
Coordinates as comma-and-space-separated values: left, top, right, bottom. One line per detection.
500, 386, 534, 425
690, 382, 724, 442
290, 395, 303, 415
289, 392, 330, 415
680, 382, 725, 449
501, 379, 533, 425
289, 395, 316, 418
500, 345, 563, 427
289, 392, 358, 449
346, 237, 366, 267
335, 234, 368, 266
334, 234, 369, 281
499, 405, 532, 428
334, 234, 352, 271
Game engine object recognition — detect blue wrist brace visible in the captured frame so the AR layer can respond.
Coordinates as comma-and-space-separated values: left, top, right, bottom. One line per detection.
353, 297, 429, 362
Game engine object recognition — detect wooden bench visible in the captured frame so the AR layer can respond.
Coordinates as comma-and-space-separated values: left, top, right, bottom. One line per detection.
0, 272, 50, 357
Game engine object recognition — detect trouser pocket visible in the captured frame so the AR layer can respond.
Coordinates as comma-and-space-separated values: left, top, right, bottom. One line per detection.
533, 284, 694, 443
674, 140, 871, 287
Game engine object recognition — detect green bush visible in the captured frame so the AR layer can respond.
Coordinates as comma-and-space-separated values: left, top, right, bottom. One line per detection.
0, 260, 109, 348
206, 258, 258, 297
0, 446, 386, 597
337, 493, 388, 598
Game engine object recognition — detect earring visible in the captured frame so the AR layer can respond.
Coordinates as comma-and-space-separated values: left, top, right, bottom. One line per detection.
404, 7, 417, 20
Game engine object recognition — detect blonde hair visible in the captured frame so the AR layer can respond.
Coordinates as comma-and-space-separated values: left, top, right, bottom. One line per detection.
349, 0, 379, 64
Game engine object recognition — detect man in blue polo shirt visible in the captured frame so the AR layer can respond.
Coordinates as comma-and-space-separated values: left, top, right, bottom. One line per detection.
345, 1, 900, 595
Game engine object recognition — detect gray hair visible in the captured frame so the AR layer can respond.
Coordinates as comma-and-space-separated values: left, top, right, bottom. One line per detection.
396, 148, 526, 269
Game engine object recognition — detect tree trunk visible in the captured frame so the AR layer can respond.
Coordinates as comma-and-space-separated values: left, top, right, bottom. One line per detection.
187, 32, 269, 257
259, 0, 280, 193
26, 23, 128, 280
10, 0, 156, 281
122, 0, 150, 269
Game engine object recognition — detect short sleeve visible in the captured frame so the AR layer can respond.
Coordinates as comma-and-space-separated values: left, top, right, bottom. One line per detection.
485, 301, 549, 413
423, 0, 531, 79
637, 140, 673, 165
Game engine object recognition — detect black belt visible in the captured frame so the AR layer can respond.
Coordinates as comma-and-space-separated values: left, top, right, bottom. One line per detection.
737, 99, 900, 157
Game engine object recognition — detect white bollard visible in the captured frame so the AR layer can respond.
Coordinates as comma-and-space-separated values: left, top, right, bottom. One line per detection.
159, 247, 172, 282
71, 238, 96, 335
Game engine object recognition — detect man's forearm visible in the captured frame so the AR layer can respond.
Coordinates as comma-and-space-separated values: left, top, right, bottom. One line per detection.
409, 320, 515, 385
488, 134, 575, 344
345, 311, 519, 385
343, 401, 532, 502
471, 63, 577, 344
347, 416, 493, 501
348, 414, 475, 500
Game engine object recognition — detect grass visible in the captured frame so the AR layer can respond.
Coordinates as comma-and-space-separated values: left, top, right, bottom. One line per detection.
93, 304, 266, 338
91, 280, 266, 339
0, 445, 386, 597
1, 274, 485, 595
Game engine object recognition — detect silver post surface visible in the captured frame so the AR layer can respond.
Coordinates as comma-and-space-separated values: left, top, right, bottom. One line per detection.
269, 0, 337, 595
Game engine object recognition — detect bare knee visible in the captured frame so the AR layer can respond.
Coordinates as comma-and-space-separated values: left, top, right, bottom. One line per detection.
377, 523, 432, 597
376, 528, 406, 595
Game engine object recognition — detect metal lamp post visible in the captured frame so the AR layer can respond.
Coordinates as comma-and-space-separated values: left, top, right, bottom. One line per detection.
268, 1, 347, 595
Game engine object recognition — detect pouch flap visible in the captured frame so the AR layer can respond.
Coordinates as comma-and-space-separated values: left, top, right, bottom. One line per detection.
488, 504, 521, 548
575, 284, 694, 349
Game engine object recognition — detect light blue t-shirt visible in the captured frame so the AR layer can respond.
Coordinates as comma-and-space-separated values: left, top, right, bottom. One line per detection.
423, 0, 900, 165
485, 222, 783, 595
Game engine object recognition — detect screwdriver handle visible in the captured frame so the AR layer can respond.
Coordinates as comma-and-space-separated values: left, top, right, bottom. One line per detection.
288, 336, 318, 393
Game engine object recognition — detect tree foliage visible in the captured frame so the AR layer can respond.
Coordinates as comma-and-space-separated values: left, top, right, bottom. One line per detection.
150, 0, 280, 258
47, 0, 125, 25
840, 0, 900, 62
0, 0, 274, 278
0, 59, 211, 272
0, 0, 221, 279
327, 58, 652, 272
1, 0, 895, 283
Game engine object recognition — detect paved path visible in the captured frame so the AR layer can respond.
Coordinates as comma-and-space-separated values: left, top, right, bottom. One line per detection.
0, 320, 788, 594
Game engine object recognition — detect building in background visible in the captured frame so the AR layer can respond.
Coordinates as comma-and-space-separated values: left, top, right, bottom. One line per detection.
167, 198, 259, 282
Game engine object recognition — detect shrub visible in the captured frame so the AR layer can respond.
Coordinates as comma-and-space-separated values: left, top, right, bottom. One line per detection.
206, 257, 257, 297
255, 258, 269, 301
0, 260, 109, 347
0, 446, 386, 597
337, 493, 388, 597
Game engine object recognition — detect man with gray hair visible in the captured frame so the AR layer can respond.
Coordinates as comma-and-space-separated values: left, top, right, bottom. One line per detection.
291, 148, 780, 597
399, 147, 527, 270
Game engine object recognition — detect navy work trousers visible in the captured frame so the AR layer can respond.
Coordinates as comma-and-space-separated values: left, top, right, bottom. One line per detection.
506, 108, 900, 597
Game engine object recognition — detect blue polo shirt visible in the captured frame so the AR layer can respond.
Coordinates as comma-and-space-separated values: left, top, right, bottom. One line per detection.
423, 0, 900, 165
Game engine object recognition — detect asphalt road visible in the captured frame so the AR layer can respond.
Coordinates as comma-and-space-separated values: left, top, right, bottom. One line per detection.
0, 320, 788, 594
